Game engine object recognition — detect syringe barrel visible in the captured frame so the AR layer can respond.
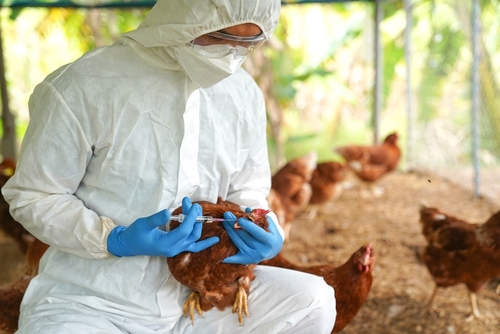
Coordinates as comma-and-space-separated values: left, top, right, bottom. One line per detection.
171, 214, 214, 223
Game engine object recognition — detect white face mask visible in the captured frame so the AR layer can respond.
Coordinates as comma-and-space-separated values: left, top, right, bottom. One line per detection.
174, 45, 246, 88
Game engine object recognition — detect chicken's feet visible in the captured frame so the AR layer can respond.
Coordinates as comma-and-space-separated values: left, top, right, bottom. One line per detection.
465, 292, 487, 322
183, 290, 203, 325
425, 304, 446, 320
370, 184, 385, 198
305, 206, 319, 220
232, 285, 249, 325
421, 286, 444, 320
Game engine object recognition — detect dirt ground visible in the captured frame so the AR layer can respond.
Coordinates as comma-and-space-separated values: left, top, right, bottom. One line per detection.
1, 170, 500, 333
283, 170, 500, 334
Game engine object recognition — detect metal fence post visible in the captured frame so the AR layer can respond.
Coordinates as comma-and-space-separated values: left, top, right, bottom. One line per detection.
471, 0, 481, 197
404, 0, 413, 171
374, 0, 383, 144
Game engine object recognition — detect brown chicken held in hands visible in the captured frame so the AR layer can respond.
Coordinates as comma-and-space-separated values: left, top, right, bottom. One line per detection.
260, 243, 375, 332
167, 199, 269, 325
269, 151, 317, 239
419, 203, 500, 321
334, 132, 400, 198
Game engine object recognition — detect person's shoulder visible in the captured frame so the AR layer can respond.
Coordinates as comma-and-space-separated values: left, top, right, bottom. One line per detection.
63, 44, 140, 77
39, 45, 123, 87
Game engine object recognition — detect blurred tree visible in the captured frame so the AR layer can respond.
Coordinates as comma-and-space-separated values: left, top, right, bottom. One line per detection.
246, 3, 380, 168
0, 6, 148, 158
415, 0, 465, 122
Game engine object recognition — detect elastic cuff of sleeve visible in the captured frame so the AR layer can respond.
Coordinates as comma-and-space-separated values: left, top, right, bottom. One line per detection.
101, 216, 118, 256
266, 211, 285, 241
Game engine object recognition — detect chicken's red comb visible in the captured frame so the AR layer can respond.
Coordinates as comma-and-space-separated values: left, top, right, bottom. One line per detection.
251, 208, 271, 216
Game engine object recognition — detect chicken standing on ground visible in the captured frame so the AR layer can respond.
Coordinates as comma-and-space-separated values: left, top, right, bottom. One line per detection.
261, 243, 375, 333
334, 132, 401, 198
419, 203, 500, 321
0, 158, 32, 254
306, 161, 347, 219
167, 199, 270, 325
268, 151, 317, 239
0, 235, 49, 333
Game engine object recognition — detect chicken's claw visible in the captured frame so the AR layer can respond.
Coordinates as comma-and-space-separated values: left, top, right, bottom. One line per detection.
422, 304, 445, 320
465, 291, 487, 322
232, 285, 249, 325
183, 290, 204, 325
421, 285, 444, 320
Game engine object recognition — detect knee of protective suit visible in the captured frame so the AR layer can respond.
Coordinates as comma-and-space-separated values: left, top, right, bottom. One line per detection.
292, 274, 336, 333
312, 278, 337, 332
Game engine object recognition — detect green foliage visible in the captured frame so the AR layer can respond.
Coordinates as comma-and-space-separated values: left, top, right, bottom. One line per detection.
416, 2, 466, 122
3, 0, 500, 170
265, 3, 381, 163
382, 34, 404, 105
8, 8, 22, 19
1, 6, 148, 150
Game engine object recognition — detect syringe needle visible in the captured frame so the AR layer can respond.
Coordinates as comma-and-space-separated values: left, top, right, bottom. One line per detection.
170, 214, 233, 223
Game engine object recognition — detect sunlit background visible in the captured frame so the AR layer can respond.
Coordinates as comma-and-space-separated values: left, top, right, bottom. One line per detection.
1, 0, 500, 200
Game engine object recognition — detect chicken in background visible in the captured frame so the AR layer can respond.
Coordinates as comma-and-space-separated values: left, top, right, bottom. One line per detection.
418, 204, 471, 245
167, 199, 269, 325
0, 235, 49, 333
334, 132, 401, 198
267, 186, 311, 240
260, 243, 375, 333
268, 151, 317, 239
0, 158, 32, 254
305, 161, 347, 219
419, 203, 500, 321
0, 158, 15, 177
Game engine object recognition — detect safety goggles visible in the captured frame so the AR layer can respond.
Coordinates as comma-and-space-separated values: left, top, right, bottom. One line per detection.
189, 31, 268, 59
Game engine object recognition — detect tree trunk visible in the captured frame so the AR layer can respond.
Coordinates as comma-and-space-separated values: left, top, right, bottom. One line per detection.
0, 14, 17, 161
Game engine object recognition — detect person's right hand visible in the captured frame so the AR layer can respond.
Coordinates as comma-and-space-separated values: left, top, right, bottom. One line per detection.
107, 197, 219, 257
222, 210, 283, 265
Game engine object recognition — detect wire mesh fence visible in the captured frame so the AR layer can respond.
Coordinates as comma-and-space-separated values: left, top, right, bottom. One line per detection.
405, 0, 500, 203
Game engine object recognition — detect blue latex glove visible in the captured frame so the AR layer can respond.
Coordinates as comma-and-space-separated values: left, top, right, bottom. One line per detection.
222, 210, 283, 265
107, 197, 219, 257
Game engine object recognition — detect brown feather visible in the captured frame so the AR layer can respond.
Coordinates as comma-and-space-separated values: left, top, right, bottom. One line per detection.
167, 199, 269, 313
419, 204, 500, 317
334, 132, 401, 184
261, 243, 374, 333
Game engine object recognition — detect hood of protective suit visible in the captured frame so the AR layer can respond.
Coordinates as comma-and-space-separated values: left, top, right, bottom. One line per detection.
120, 0, 281, 70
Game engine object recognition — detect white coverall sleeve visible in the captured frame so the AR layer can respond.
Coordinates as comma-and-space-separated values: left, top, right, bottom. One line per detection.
1, 81, 116, 259
225, 96, 285, 240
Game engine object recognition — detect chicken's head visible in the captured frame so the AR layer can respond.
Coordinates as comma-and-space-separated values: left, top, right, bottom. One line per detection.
383, 132, 399, 144
419, 203, 446, 224
246, 208, 271, 230
354, 243, 375, 273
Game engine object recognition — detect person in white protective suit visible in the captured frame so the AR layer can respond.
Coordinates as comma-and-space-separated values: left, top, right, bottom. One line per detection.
2, 0, 336, 333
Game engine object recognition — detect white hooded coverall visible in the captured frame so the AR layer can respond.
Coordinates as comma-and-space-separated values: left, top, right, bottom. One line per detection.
2, 0, 336, 333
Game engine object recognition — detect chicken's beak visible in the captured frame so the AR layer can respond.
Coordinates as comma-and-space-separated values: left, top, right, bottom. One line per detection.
361, 243, 374, 268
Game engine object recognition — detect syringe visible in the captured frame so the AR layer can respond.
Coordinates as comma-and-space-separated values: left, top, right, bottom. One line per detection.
169, 214, 235, 223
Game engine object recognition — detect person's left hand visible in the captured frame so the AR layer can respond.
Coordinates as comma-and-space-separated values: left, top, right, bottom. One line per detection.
222, 210, 283, 265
